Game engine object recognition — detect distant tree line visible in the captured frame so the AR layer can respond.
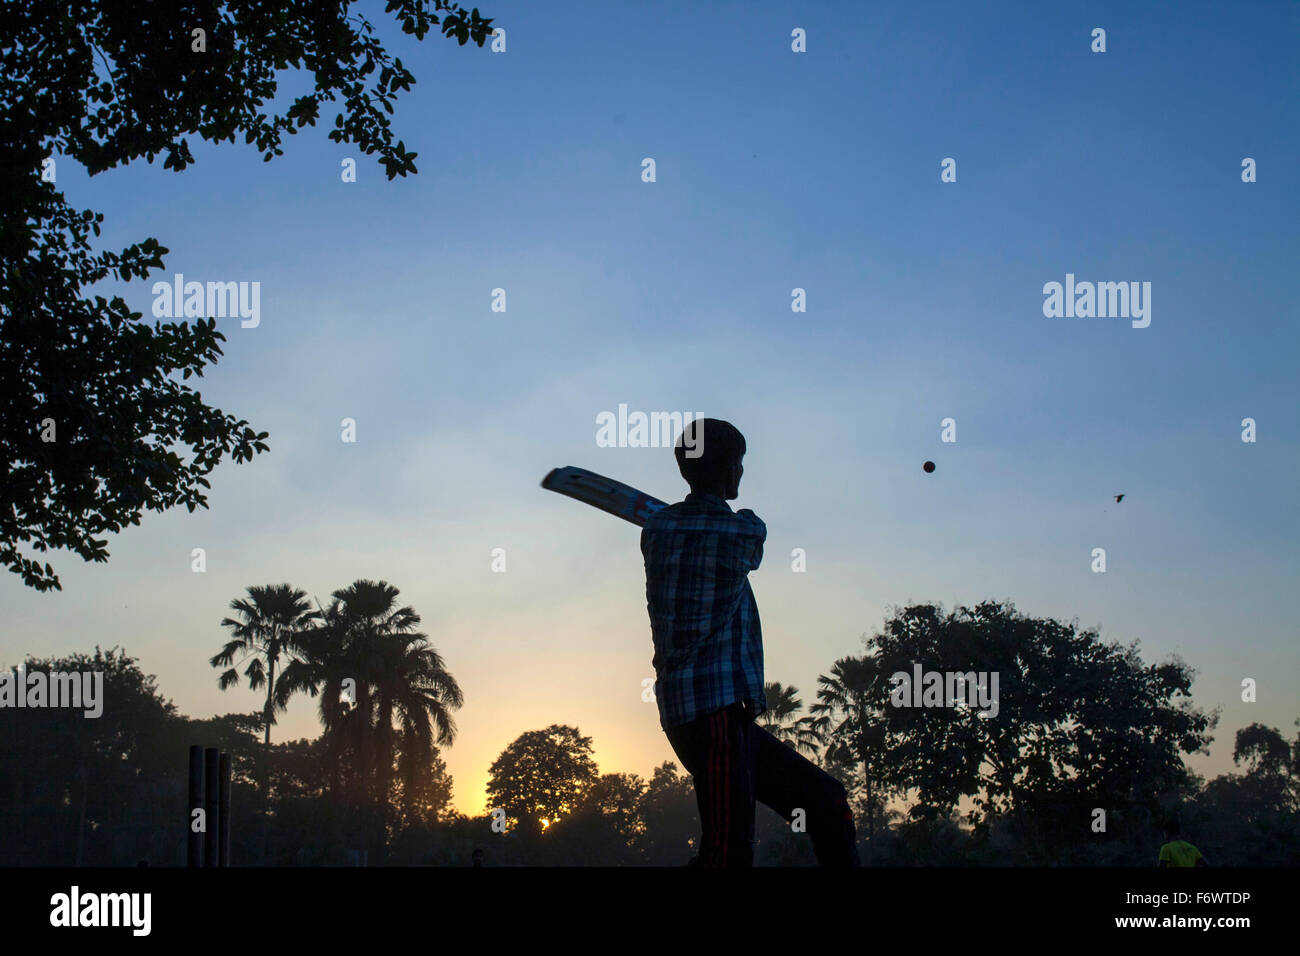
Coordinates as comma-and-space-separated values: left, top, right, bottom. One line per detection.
1, 593, 1296, 865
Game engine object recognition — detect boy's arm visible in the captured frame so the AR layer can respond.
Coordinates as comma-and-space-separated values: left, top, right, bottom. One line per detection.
726, 509, 766, 573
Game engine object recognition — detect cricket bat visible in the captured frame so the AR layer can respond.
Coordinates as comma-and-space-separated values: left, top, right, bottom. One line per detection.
541, 466, 668, 527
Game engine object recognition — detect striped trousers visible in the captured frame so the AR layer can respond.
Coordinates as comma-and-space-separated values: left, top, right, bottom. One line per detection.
664, 699, 861, 867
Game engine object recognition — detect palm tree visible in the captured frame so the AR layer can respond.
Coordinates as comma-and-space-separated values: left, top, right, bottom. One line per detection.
276, 579, 463, 858
276, 597, 360, 803
757, 681, 823, 756
375, 627, 462, 828
810, 655, 891, 863
210, 584, 319, 750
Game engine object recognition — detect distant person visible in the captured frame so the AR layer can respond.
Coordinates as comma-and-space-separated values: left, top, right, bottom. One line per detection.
641, 418, 860, 867
471, 847, 484, 867
1158, 820, 1208, 867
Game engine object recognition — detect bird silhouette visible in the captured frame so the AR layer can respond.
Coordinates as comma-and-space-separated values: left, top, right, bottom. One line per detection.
1114, 494, 1124, 503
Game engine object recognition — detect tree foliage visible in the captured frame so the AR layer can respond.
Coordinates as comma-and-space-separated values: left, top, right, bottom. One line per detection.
210, 583, 319, 747
1, 1, 494, 589
486, 724, 600, 836
273, 578, 463, 857
756, 680, 822, 756
0, 647, 181, 864
1, 637, 1293, 865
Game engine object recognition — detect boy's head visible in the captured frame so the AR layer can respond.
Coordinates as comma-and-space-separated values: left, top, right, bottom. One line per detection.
1164, 820, 1181, 839
675, 418, 746, 499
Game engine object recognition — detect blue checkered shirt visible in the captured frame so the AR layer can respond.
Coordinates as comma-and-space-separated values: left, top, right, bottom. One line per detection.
641, 492, 767, 729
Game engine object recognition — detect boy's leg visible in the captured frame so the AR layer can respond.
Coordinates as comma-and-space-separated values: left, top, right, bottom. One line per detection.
663, 701, 758, 866
752, 722, 860, 866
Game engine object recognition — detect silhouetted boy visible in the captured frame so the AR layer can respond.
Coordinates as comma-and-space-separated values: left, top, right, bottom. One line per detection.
641, 418, 859, 867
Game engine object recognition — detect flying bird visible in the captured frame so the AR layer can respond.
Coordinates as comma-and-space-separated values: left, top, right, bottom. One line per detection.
1114, 494, 1124, 503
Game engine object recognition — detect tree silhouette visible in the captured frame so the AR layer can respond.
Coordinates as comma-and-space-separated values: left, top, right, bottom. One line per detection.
275, 579, 462, 857
1234, 721, 1299, 787
810, 654, 893, 863
486, 725, 599, 837
584, 772, 647, 845
863, 601, 1217, 862
539, 772, 647, 865
1, 1, 494, 590
637, 761, 699, 865
756, 681, 822, 756
0, 638, 1290, 865
276, 598, 358, 804
210, 583, 319, 754
393, 745, 455, 830
1190, 720, 1300, 867
0, 647, 180, 865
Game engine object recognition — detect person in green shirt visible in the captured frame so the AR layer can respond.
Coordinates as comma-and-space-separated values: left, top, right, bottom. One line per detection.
1158, 820, 1208, 867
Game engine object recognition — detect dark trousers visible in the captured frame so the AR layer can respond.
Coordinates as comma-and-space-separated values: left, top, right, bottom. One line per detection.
664, 699, 861, 867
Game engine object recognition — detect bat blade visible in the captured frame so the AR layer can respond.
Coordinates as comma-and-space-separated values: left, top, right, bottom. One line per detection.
541, 466, 668, 527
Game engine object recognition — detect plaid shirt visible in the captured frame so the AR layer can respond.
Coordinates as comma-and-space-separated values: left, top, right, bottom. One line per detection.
641, 492, 767, 729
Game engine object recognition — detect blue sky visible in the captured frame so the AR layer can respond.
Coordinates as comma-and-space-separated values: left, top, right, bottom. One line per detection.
4, 0, 1298, 814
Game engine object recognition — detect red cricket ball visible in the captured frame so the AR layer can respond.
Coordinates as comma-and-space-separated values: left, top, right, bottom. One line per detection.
923, 461, 936, 473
